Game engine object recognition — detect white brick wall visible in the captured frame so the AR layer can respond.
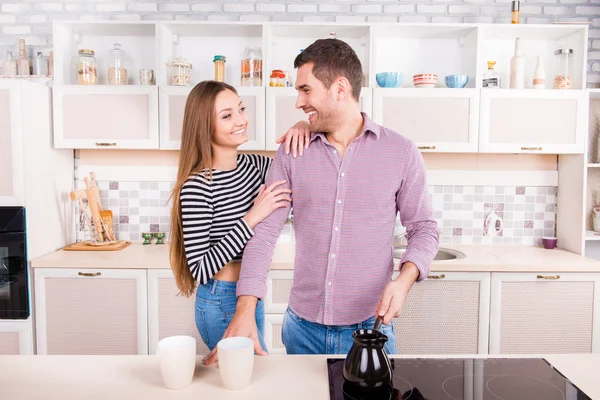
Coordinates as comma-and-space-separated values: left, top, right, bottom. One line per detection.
0, 0, 598, 86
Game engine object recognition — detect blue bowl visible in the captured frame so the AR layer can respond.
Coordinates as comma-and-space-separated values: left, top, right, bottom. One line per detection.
376, 72, 404, 88
445, 74, 469, 88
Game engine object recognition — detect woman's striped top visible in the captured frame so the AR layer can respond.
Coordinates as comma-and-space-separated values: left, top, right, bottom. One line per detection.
180, 154, 272, 285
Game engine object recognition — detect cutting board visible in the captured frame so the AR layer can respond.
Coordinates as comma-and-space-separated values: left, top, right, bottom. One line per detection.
62, 240, 131, 251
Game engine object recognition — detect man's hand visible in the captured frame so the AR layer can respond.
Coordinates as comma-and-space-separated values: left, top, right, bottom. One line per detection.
203, 296, 267, 365
375, 262, 420, 325
275, 120, 311, 158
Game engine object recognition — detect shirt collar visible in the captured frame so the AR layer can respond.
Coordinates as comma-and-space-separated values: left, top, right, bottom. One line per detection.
310, 112, 381, 143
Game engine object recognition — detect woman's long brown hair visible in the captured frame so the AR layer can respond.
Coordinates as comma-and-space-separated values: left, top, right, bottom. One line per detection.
169, 81, 238, 297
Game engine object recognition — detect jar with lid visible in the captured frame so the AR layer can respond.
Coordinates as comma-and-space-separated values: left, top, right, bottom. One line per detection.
213, 55, 226, 82
168, 57, 192, 86
108, 43, 127, 85
553, 48, 573, 89
270, 70, 285, 87
241, 45, 262, 86
77, 49, 97, 85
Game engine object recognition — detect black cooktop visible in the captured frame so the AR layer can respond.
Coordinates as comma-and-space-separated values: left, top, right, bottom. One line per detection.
327, 358, 591, 400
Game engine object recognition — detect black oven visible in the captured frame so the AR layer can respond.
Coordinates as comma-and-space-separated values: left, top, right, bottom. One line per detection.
0, 207, 28, 319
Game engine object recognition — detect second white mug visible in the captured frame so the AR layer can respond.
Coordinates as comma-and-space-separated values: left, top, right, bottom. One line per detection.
217, 337, 255, 390
157, 335, 196, 390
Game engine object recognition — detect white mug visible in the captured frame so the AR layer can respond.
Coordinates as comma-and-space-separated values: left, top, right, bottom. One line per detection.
217, 337, 255, 390
157, 335, 196, 390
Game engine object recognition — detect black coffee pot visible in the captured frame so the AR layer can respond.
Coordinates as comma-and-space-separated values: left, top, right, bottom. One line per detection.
342, 317, 392, 391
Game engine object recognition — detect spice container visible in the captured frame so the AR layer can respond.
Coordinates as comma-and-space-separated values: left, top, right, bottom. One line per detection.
511, 1, 520, 24
553, 48, 573, 89
168, 57, 192, 86
270, 70, 285, 87
108, 43, 127, 85
77, 49, 97, 85
241, 45, 262, 86
213, 55, 226, 82
3, 52, 17, 77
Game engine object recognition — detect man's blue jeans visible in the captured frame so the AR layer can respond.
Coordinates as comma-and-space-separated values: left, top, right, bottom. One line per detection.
281, 307, 397, 355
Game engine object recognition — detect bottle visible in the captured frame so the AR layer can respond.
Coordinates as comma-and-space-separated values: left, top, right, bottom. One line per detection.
33, 52, 48, 76
532, 56, 546, 89
108, 43, 127, 85
48, 50, 54, 77
553, 48, 574, 89
511, 1, 520, 24
510, 37, 525, 89
482, 61, 501, 89
2, 52, 17, 77
17, 38, 30, 76
213, 55, 226, 82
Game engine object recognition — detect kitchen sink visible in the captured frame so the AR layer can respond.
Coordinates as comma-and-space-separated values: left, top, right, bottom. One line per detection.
393, 246, 466, 262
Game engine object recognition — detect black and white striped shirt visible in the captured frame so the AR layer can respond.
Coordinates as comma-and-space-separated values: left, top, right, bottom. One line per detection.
180, 154, 272, 285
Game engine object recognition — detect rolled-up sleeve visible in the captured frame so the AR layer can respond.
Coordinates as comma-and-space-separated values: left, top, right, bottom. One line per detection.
237, 145, 292, 299
396, 142, 439, 280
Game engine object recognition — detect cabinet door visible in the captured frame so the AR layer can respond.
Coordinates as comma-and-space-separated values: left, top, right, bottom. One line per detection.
266, 87, 373, 151
265, 313, 286, 354
0, 80, 25, 206
390, 271, 490, 354
479, 89, 588, 154
147, 270, 208, 356
53, 85, 159, 149
159, 86, 265, 150
34, 268, 148, 355
373, 88, 479, 153
265, 270, 294, 314
0, 320, 33, 355
490, 272, 600, 354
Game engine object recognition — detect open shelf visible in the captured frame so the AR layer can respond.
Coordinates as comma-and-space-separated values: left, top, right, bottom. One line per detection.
586, 230, 600, 241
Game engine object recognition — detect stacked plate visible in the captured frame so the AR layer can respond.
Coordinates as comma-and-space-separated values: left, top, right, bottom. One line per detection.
413, 73, 438, 88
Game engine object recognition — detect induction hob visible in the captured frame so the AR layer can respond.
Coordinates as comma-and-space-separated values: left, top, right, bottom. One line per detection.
327, 358, 591, 400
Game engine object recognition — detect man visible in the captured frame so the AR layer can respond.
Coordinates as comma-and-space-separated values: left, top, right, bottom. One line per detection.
204, 38, 439, 363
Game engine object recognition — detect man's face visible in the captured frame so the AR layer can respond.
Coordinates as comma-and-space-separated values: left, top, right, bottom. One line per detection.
295, 63, 339, 133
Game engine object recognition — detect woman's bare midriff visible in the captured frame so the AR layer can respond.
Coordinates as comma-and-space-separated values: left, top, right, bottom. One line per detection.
212, 261, 241, 282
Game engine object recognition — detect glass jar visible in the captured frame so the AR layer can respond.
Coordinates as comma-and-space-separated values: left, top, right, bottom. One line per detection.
77, 49, 97, 85
168, 57, 192, 86
241, 45, 262, 86
553, 48, 573, 90
3, 52, 17, 77
213, 55, 226, 82
108, 43, 127, 85
270, 70, 285, 87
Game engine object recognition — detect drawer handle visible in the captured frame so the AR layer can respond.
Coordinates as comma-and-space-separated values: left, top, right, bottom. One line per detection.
521, 146, 543, 151
427, 274, 446, 279
78, 272, 102, 277
537, 274, 560, 280
95, 142, 117, 147
418, 145, 436, 150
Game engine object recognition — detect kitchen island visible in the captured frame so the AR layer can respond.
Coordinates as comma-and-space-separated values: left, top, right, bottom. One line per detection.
1, 353, 599, 399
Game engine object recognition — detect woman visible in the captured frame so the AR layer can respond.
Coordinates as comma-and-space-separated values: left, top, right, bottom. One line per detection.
169, 80, 309, 358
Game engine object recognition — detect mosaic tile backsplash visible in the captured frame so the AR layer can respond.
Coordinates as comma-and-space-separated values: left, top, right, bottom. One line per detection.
74, 180, 557, 246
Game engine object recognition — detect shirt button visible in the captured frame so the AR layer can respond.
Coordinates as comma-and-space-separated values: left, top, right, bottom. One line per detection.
328, 281, 332, 286
332, 149, 337, 154
341, 172, 345, 177
331, 253, 336, 258
337, 200, 342, 204
334, 227, 339, 232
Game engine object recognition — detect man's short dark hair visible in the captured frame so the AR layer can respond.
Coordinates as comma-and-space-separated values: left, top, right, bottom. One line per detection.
294, 38, 363, 101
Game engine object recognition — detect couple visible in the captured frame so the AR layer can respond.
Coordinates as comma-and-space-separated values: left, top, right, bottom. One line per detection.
169, 38, 440, 364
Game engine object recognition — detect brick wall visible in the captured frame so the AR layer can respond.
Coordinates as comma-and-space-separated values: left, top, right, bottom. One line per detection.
0, 1, 599, 85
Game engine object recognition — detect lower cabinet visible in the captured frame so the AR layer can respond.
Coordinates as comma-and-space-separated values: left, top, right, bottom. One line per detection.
391, 271, 490, 354
0, 320, 33, 355
34, 268, 148, 355
489, 272, 600, 354
147, 269, 208, 356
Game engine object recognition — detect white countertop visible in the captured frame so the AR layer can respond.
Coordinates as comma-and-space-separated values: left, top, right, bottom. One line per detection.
31, 241, 600, 272
1, 354, 599, 399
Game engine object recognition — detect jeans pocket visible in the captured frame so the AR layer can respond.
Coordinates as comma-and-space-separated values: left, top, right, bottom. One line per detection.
195, 296, 227, 350
195, 309, 210, 347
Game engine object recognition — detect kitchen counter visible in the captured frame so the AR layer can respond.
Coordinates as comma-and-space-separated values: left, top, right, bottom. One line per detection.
1, 354, 599, 399
31, 241, 600, 272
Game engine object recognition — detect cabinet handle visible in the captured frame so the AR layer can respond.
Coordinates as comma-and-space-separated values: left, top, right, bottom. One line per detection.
418, 145, 436, 150
95, 143, 117, 147
78, 272, 102, 277
537, 274, 560, 280
521, 146, 543, 151
427, 274, 446, 279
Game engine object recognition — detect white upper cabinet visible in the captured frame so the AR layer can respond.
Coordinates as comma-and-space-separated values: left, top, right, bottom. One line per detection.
479, 89, 588, 154
373, 88, 479, 153
159, 85, 265, 150
52, 22, 159, 149
266, 87, 372, 151
0, 80, 24, 206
